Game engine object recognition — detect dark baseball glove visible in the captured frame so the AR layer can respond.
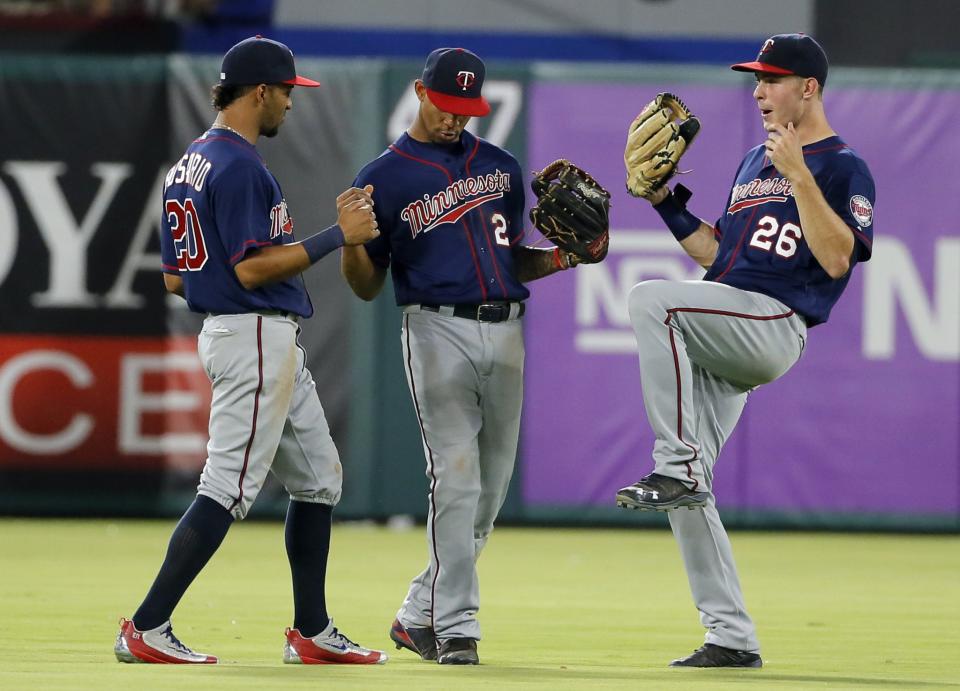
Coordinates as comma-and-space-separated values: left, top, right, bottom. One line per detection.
624, 92, 701, 198
529, 159, 611, 264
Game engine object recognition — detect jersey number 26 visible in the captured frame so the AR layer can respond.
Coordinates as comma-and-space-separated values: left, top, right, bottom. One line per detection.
166, 198, 208, 271
749, 215, 802, 259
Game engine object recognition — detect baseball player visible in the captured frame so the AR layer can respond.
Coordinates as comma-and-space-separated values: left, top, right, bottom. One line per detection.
114, 36, 386, 665
341, 48, 577, 665
616, 34, 875, 667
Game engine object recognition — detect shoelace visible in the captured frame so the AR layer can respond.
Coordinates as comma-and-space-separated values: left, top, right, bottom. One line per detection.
160, 625, 193, 654
328, 628, 360, 648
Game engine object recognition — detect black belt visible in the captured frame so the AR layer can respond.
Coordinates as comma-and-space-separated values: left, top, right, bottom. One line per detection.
420, 303, 525, 323
208, 310, 297, 319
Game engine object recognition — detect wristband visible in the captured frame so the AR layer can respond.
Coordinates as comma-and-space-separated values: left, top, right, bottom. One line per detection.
552, 247, 566, 270
301, 224, 345, 264
653, 191, 701, 242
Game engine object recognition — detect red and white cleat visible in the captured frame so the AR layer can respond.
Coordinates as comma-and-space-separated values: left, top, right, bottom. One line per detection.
283, 620, 388, 665
114, 617, 218, 664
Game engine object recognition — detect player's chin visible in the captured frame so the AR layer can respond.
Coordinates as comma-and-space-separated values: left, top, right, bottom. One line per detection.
261, 124, 281, 138
433, 128, 460, 143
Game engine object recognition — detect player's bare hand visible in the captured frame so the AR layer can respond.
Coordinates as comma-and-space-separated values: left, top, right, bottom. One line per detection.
336, 184, 374, 211
763, 122, 807, 182
338, 193, 379, 245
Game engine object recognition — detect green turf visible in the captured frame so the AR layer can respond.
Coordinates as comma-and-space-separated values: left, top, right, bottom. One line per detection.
1, 519, 957, 690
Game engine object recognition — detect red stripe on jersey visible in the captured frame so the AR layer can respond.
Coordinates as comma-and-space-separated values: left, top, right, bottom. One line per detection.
850, 225, 872, 249
388, 144, 489, 300
803, 143, 848, 156
465, 137, 507, 298
712, 206, 759, 282
228, 239, 272, 265
727, 196, 788, 214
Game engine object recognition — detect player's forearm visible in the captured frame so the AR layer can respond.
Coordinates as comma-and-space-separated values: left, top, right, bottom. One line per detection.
650, 189, 717, 268
234, 244, 311, 290
513, 245, 571, 283
791, 174, 854, 279
340, 245, 386, 300
679, 224, 719, 269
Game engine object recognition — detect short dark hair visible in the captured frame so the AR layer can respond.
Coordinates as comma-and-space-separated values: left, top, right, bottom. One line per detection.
210, 83, 256, 111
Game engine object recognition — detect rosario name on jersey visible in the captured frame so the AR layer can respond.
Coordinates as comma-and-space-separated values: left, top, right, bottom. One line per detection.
354, 130, 531, 306
159, 128, 313, 317
702, 135, 875, 326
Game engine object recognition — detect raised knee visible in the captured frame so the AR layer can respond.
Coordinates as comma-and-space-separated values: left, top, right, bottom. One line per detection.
628, 280, 671, 322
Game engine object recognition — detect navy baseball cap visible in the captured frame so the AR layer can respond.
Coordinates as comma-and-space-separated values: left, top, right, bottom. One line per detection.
220, 36, 320, 88
731, 33, 828, 87
421, 47, 490, 117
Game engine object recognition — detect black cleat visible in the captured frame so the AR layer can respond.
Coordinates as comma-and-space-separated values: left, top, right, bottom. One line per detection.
437, 637, 479, 665
670, 643, 762, 668
390, 619, 437, 661
616, 473, 709, 511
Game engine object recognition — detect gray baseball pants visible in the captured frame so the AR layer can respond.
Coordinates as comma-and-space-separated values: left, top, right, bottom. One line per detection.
195, 312, 342, 520
628, 279, 807, 653
397, 306, 524, 641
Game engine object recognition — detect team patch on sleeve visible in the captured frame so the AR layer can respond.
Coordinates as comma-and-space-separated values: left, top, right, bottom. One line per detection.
849, 195, 873, 227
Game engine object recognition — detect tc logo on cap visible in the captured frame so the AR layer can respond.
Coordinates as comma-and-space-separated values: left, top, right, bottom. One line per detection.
456, 70, 476, 90
421, 47, 491, 117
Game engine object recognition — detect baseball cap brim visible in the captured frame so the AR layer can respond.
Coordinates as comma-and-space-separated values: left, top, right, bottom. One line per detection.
283, 75, 321, 87
426, 88, 490, 117
731, 61, 795, 76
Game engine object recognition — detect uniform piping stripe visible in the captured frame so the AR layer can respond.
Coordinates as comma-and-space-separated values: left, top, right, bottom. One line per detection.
850, 226, 872, 249
388, 143, 489, 301
803, 143, 848, 155
195, 135, 260, 158
667, 328, 700, 490
664, 305, 795, 326
712, 205, 759, 282
229, 315, 264, 513
229, 239, 273, 265
402, 314, 441, 628
465, 138, 507, 298
663, 304, 797, 490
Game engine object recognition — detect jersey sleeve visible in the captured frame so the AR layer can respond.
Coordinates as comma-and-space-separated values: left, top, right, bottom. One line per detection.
353, 169, 391, 268
505, 158, 526, 245
159, 196, 180, 274
213, 160, 276, 266
824, 165, 875, 263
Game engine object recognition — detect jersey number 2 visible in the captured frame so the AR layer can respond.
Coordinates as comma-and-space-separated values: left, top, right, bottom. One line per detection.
491, 213, 510, 247
749, 215, 801, 258
166, 198, 208, 271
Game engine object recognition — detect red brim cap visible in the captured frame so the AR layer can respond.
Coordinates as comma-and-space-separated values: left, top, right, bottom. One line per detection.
426, 88, 490, 117
730, 61, 795, 76
284, 75, 321, 87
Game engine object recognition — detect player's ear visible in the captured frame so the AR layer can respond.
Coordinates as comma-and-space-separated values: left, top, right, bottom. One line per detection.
413, 79, 426, 101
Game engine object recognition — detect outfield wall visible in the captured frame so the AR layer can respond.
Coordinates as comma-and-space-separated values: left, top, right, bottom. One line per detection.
0, 56, 957, 530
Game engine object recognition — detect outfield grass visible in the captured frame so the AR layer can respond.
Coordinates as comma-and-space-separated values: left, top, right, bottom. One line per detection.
1, 519, 958, 690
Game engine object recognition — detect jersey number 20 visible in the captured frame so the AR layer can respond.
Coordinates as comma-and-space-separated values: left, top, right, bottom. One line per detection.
749, 215, 801, 258
166, 198, 208, 271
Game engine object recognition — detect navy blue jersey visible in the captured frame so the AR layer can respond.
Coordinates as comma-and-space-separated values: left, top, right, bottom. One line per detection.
159, 128, 313, 317
354, 130, 530, 305
703, 135, 874, 326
